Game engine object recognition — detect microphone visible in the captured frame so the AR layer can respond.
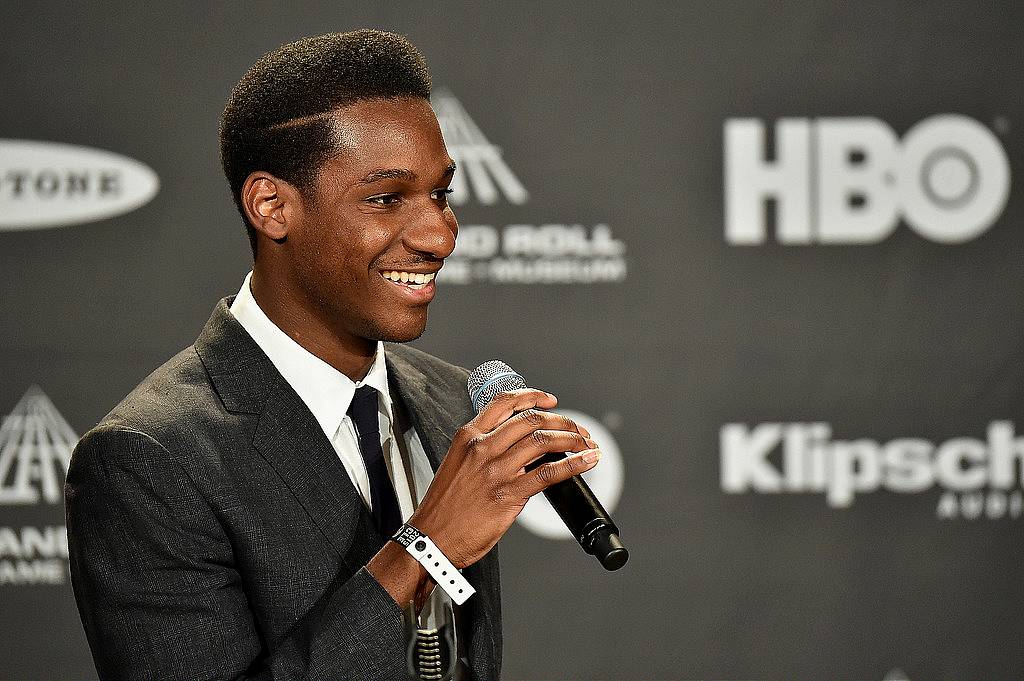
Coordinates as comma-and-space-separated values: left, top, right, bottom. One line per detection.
468, 360, 628, 571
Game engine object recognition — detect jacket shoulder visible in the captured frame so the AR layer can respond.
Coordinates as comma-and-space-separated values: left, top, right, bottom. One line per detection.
77, 344, 246, 477
94, 346, 214, 435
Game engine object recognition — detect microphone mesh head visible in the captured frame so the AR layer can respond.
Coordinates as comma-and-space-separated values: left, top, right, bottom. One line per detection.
467, 360, 528, 413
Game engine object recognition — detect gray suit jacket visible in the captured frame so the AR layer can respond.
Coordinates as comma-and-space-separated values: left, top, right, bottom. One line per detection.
65, 299, 502, 680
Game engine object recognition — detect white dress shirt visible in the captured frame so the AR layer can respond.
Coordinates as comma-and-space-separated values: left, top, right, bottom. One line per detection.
229, 272, 449, 627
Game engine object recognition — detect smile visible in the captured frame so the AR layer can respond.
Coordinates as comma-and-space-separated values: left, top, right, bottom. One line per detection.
381, 270, 437, 290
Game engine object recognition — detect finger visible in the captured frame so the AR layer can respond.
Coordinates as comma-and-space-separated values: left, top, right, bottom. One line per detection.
481, 409, 586, 456
505, 429, 596, 471
470, 389, 557, 433
518, 449, 601, 498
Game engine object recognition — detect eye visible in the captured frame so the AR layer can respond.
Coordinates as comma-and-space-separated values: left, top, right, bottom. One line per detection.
431, 188, 454, 201
366, 193, 401, 205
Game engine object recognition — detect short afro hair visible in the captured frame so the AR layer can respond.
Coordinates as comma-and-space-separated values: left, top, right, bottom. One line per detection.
220, 30, 432, 255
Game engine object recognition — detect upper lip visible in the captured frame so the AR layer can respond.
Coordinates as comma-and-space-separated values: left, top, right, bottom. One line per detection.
377, 265, 443, 274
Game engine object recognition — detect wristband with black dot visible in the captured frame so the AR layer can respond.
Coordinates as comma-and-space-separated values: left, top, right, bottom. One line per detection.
391, 523, 475, 605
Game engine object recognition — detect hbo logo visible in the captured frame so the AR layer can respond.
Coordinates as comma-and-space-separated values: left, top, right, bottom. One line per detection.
724, 115, 1011, 244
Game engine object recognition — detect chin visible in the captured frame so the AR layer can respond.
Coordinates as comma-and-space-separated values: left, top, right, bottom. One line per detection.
378, 327, 426, 343
367, 313, 428, 344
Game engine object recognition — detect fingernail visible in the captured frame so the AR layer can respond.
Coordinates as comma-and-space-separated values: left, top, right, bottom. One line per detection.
579, 424, 592, 438
584, 437, 598, 449
582, 449, 601, 464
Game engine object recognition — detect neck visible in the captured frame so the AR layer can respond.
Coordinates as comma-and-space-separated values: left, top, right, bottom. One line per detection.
249, 266, 376, 382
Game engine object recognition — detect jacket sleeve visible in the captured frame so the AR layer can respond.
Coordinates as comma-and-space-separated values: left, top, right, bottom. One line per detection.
65, 426, 409, 681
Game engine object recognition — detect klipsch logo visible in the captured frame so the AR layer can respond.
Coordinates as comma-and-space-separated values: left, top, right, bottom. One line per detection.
0, 387, 75, 585
0, 139, 159, 231
721, 421, 1024, 520
723, 115, 1010, 244
433, 91, 627, 285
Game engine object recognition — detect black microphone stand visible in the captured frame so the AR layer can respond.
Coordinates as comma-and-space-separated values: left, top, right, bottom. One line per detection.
404, 601, 457, 681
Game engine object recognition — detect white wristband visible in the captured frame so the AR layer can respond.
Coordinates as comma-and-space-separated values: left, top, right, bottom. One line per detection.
391, 524, 476, 605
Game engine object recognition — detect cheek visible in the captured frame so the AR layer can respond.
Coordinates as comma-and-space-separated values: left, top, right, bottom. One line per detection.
360, 223, 404, 265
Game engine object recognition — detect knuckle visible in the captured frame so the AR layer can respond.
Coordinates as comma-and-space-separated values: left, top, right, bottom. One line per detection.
489, 484, 510, 504
465, 434, 487, 456
493, 390, 517, 406
454, 425, 475, 445
519, 409, 544, 426
535, 465, 555, 485
531, 429, 551, 447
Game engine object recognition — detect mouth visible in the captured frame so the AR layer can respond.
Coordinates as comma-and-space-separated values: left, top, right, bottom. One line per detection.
380, 270, 437, 289
379, 269, 439, 302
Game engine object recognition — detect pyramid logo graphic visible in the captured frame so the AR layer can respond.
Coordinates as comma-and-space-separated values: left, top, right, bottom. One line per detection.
432, 90, 528, 206
0, 386, 77, 505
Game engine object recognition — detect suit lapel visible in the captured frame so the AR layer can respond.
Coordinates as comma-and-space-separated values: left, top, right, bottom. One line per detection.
196, 298, 381, 572
251, 382, 384, 572
387, 349, 448, 471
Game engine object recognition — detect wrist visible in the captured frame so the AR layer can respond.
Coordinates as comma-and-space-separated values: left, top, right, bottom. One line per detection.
367, 539, 432, 608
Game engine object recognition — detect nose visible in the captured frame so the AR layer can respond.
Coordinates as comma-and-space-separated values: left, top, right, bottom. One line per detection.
403, 202, 458, 260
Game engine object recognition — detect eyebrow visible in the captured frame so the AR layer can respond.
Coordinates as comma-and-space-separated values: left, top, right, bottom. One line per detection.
359, 161, 457, 185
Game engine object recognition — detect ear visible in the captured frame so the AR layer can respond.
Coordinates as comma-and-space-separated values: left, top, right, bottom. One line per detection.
241, 172, 299, 242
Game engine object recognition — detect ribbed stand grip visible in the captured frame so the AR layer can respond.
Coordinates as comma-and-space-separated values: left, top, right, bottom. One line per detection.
404, 602, 457, 681
414, 630, 444, 681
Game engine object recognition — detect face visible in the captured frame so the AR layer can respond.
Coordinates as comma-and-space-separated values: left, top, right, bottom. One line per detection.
281, 97, 458, 348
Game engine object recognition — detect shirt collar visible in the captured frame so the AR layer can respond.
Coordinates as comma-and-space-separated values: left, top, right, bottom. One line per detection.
228, 271, 394, 440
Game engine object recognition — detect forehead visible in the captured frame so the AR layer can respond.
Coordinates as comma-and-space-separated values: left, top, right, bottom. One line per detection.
322, 97, 449, 180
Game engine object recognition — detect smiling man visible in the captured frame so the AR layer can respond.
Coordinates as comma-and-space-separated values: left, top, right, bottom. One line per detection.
64, 31, 601, 681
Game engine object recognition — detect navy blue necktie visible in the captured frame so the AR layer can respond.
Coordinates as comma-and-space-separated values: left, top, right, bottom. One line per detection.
348, 385, 402, 537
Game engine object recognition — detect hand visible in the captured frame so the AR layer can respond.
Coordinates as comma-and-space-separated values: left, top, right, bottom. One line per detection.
409, 388, 601, 568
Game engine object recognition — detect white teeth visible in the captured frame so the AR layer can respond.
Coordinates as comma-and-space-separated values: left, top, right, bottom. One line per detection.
381, 271, 436, 285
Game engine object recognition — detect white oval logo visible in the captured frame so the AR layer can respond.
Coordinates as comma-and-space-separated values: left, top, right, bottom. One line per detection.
0, 139, 159, 231
516, 409, 625, 540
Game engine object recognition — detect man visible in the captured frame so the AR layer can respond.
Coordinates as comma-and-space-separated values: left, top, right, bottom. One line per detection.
65, 30, 601, 680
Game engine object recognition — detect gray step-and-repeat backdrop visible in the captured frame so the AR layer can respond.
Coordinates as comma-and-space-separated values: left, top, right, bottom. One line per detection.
2, 3, 1022, 679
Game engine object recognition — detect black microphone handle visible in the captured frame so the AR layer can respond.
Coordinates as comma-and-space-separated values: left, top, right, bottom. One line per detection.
525, 453, 629, 571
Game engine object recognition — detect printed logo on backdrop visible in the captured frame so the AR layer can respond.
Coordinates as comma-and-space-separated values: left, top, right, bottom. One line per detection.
723, 115, 1011, 244
721, 422, 1024, 520
432, 90, 627, 284
0, 139, 159, 231
516, 410, 625, 539
0, 387, 74, 585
